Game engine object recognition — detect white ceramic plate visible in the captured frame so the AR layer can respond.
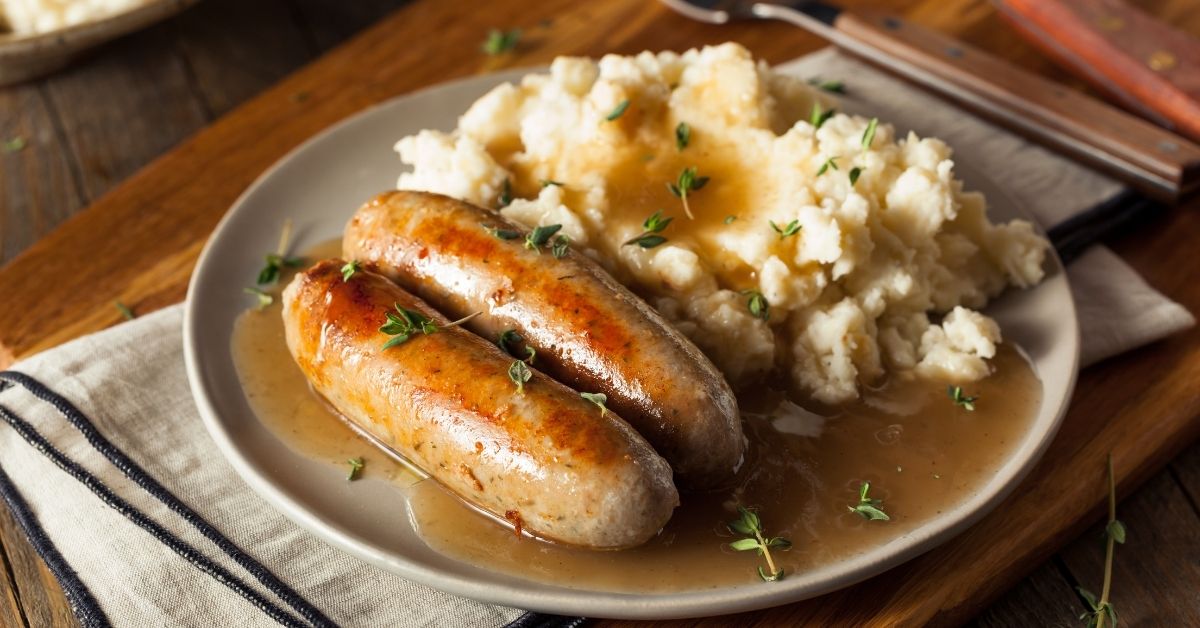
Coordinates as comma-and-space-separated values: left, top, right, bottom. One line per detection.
184, 67, 1079, 620
0, 0, 197, 85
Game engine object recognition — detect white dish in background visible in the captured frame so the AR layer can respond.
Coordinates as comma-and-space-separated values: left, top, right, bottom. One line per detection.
0, 0, 197, 85
183, 67, 1079, 619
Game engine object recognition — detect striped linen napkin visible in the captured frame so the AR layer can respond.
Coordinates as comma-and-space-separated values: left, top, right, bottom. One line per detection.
0, 49, 1192, 627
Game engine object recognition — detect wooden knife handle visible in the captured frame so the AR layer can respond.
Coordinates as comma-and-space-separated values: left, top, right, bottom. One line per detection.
756, 4, 1200, 202
992, 0, 1200, 142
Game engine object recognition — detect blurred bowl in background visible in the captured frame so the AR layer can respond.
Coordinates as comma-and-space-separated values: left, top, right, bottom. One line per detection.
0, 0, 198, 86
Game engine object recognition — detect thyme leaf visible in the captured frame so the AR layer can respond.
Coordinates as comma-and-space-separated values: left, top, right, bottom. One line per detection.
848, 481, 890, 521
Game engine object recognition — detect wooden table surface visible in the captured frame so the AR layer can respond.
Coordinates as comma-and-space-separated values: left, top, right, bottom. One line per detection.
1, 0, 1198, 625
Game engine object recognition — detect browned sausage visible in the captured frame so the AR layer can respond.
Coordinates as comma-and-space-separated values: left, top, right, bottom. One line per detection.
282, 259, 678, 548
343, 191, 743, 490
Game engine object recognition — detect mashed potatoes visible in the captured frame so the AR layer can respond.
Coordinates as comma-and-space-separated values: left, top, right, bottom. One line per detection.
393, 43, 1048, 404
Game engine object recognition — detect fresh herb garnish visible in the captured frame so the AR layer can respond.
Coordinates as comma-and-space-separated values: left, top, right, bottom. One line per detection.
482, 223, 521, 240
525, 224, 563, 252
848, 166, 863, 186
2, 137, 26, 153
770, 219, 801, 239
497, 178, 513, 208
605, 99, 630, 121
481, 28, 521, 55
341, 260, 361, 282
810, 103, 835, 130
256, 220, 304, 285
581, 392, 608, 416
498, 329, 538, 364
808, 78, 845, 93
741, 289, 769, 321
551, 234, 571, 258
1078, 454, 1124, 628
667, 167, 709, 219
728, 506, 791, 582
244, 287, 273, 311
541, 179, 564, 188
675, 122, 691, 150
346, 457, 364, 481
114, 300, 135, 320
861, 117, 879, 150
380, 304, 479, 350
624, 210, 673, 249
817, 156, 838, 175
848, 481, 890, 521
724, 215, 737, 224
947, 385, 978, 411
508, 359, 532, 394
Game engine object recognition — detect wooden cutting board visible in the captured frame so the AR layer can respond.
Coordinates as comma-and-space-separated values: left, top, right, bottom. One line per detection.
0, 0, 1197, 625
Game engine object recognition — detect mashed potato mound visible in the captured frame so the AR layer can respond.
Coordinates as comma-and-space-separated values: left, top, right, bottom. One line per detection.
393, 43, 1048, 404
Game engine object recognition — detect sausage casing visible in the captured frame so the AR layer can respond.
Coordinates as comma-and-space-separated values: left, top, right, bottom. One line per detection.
343, 191, 744, 490
282, 259, 678, 548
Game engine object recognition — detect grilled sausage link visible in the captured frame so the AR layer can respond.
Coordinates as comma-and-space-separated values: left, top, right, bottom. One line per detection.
343, 191, 744, 490
282, 259, 678, 549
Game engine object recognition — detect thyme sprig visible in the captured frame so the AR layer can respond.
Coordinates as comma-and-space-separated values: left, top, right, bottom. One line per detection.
114, 301, 135, 321
380, 305, 479, 350
581, 392, 608, 416
728, 506, 791, 582
244, 287, 273, 311
770, 219, 801, 239
810, 103, 835, 130
508, 359, 532, 394
741, 289, 769, 321
256, 219, 304, 285
675, 122, 691, 150
1078, 454, 1125, 628
624, 210, 673, 249
948, 385, 978, 411
848, 481, 890, 521
497, 329, 536, 363
341, 260, 361, 282
482, 29, 521, 55
667, 166, 708, 219
346, 457, 364, 481
605, 99, 630, 121
525, 224, 563, 253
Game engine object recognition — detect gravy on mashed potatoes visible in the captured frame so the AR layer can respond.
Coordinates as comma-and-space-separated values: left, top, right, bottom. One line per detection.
392, 43, 1048, 404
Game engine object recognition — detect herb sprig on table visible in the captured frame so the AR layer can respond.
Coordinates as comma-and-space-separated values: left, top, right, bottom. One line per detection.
481, 29, 521, 55
728, 506, 791, 582
1078, 454, 1125, 628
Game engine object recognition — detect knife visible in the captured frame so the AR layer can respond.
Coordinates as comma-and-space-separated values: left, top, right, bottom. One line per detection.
993, 0, 1200, 143
662, 0, 1200, 202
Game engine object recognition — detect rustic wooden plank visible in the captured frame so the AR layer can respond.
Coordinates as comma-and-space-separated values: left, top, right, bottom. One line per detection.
172, 0, 319, 118
968, 559, 1081, 628
1059, 471, 1200, 626
1170, 440, 1200, 514
0, 494, 76, 628
0, 522, 29, 628
39, 24, 208, 204
0, 85, 84, 265
288, 0, 410, 52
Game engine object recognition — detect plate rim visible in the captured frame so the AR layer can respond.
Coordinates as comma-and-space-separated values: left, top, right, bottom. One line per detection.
183, 66, 1080, 620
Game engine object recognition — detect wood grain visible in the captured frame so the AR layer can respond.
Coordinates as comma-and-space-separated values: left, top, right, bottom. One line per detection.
993, 0, 1200, 141
0, 0, 1198, 625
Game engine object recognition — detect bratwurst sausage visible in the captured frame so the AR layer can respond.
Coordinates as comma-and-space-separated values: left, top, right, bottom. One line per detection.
343, 191, 744, 490
282, 259, 678, 548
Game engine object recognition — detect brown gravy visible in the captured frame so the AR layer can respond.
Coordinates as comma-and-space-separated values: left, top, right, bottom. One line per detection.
232, 239, 1042, 592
